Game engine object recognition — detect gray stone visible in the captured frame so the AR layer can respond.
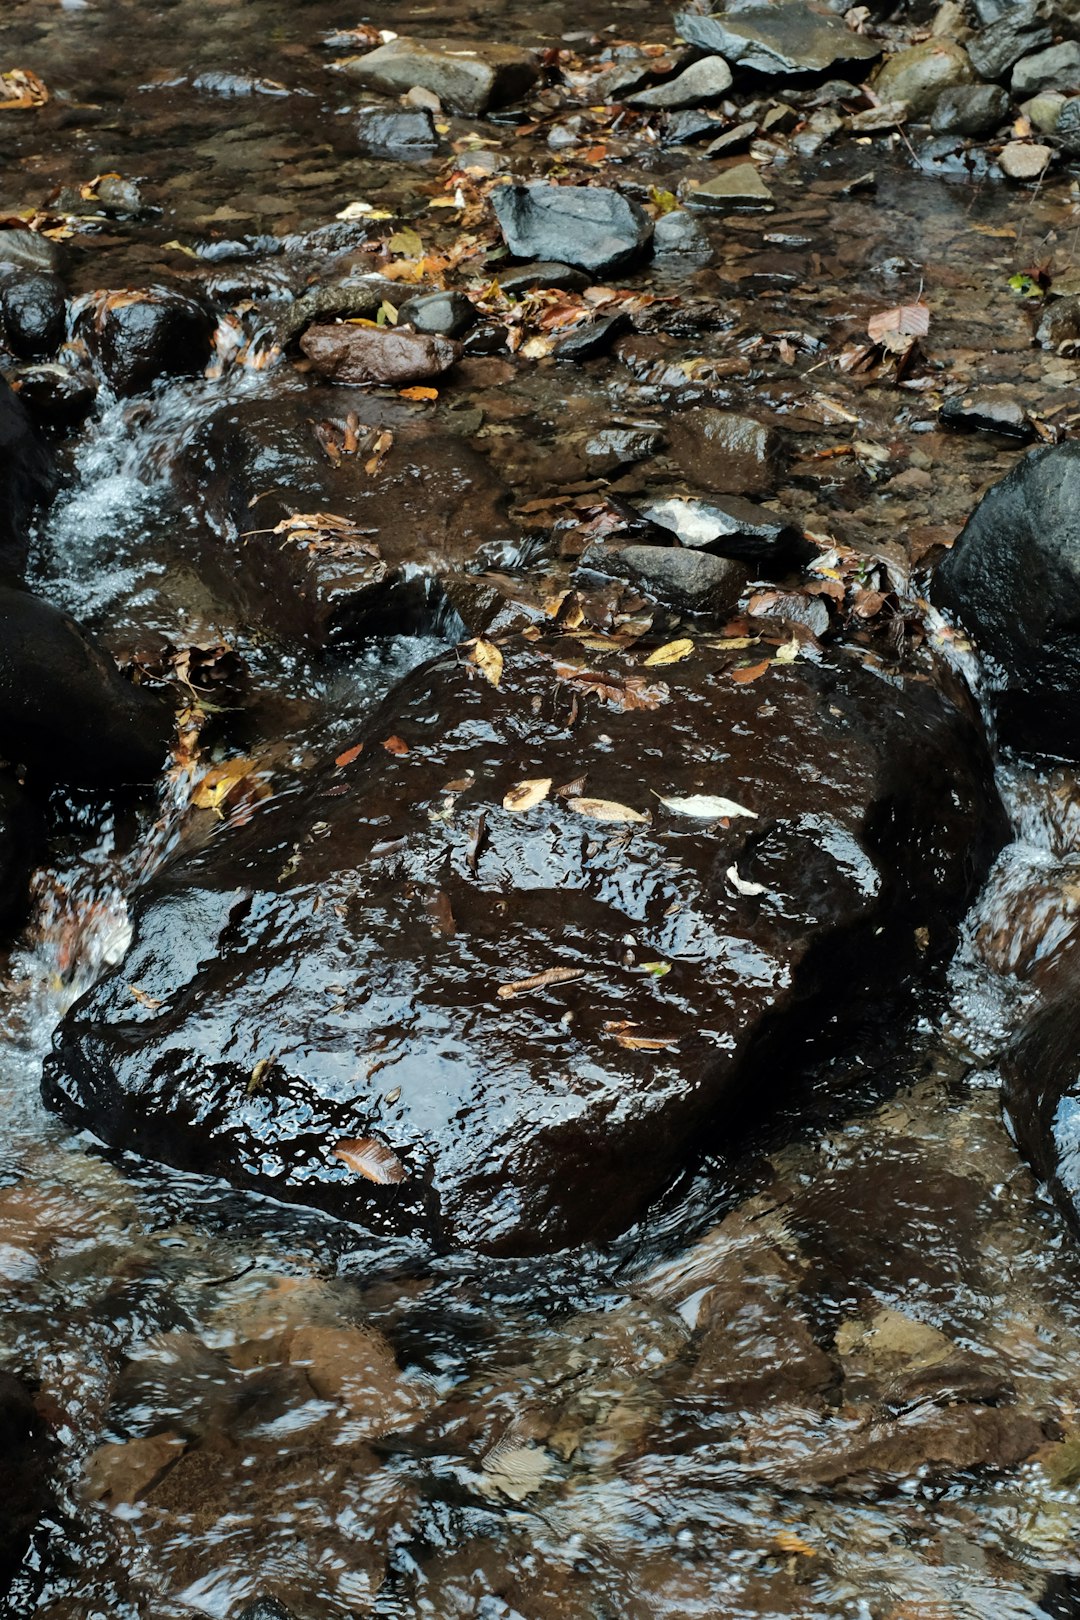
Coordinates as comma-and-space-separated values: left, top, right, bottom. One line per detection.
397, 290, 477, 339
1036, 293, 1080, 349
0, 229, 60, 275
1055, 93, 1080, 152
496, 261, 591, 294
1020, 88, 1066, 130
653, 209, 712, 256
662, 108, 726, 143
636, 493, 812, 569
603, 543, 749, 615
674, 3, 880, 76
939, 390, 1035, 439
967, 4, 1053, 80
554, 313, 630, 361
705, 119, 758, 155
681, 162, 775, 208
931, 82, 1010, 134
355, 108, 440, 152
629, 55, 733, 109
583, 425, 662, 472
492, 183, 653, 276
998, 138, 1053, 176
342, 38, 540, 117
873, 40, 975, 119
1012, 40, 1080, 94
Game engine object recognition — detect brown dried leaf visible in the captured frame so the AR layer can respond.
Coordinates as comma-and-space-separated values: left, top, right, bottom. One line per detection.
866, 301, 930, 353
615, 1032, 679, 1050
335, 743, 364, 768
128, 985, 163, 1011
566, 797, 648, 823
334, 1138, 407, 1184
642, 638, 694, 667
471, 638, 504, 688
730, 660, 771, 685
553, 663, 668, 711
382, 735, 410, 756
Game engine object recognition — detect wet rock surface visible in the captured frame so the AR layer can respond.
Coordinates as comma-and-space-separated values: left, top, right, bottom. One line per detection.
46, 633, 1002, 1252
0, 1371, 51, 1600
492, 184, 654, 275
0, 378, 54, 580
932, 443, 1080, 757
78, 287, 215, 397
298, 322, 462, 386
342, 38, 540, 116
674, 1, 881, 75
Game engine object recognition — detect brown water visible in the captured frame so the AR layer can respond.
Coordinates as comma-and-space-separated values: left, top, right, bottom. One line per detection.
3, 0, 1080, 1614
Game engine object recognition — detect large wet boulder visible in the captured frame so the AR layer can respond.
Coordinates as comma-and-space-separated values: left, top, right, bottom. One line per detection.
0, 376, 54, 580
931, 442, 1080, 758
0, 586, 172, 786
872, 40, 976, 119
178, 388, 517, 646
0, 772, 36, 932
45, 633, 1003, 1254
1002, 987, 1080, 1229
78, 286, 215, 397
492, 184, 654, 277
0, 271, 66, 361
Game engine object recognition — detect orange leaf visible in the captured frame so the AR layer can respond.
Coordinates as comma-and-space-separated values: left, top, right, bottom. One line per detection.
399, 386, 439, 401
382, 736, 409, 756
730, 660, 770, 684
334, 1138, 407, 1184
335, 743, 364, 768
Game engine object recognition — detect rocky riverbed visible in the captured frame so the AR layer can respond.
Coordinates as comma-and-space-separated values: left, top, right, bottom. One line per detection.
3, 0, 1080, 1614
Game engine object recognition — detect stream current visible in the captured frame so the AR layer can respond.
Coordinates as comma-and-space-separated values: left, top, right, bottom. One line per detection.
3, 0, 1080, 1614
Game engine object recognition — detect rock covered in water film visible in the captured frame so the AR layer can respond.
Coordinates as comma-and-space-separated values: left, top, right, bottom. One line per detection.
45, 631, 1003, 1253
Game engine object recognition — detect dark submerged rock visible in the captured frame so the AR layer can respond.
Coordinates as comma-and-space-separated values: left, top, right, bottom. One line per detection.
932, 442, 1080, 757
668, 408, 781, 495
492, 184, 654, 277
81, 286, 215, 397
0, 585, 172, 787
0, 376, 55, 580
0, 229, 60, 275
495, 261, 592, 295
45, 633, 1003, 1254
0, 1371, 51, 1600
12, 363, 97, 430
1002, 988, 1080, 1230
0, 772, 36, 932
591, 543, 749, 615
355, 108, 440, 153
553, 313, 630, 362
342, 38, 540, 117
674, 2, 880, 76
299, 322, 461, 386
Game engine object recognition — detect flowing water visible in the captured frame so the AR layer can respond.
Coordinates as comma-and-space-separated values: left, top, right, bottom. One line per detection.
4, 0, 1080, 1613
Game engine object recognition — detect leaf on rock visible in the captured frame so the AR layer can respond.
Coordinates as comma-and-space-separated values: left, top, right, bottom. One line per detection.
191, 757, 265, 815
497, 966, 585, 999
655, 793, 758, 820
387, 227, 423, 257
382, 735, 410, 756
503, 777, 552, 812
567, 797, 648, 823
643, 638, 695, 667
334, 1138, 407, 1184
775, 1529, 817, 1558
335, 743, 364, 768
128, 984, 163, 1010
471, 639, 504, 687
553, 663, 668, 711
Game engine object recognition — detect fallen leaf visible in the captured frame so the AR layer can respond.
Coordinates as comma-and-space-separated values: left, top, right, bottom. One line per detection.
192, 757, 264, 814
503, 777, 552, 812
382, 735, 410, 756
248, 1055, 275, 1094
0, 68, 49, 110
866, 301, 930, 354
497, 966, 585, 999
727, 864, 767, 896
567, 797, 648, 823
334, 1138, 407, 1184
335, 743, 364, 768
775, 1529, 817, 1558
128, 984, 163, 1010
615, 1032, 680, 1050
471, 639, 504, 687
643, 638, 695, 667
399, 385, 438, 401
553, 663, 668, 711
730, 660, 771, 684
387, 227, 423, 257
774, 636, 800, 664
654, 793, 758, 820
640, 961, 671, 977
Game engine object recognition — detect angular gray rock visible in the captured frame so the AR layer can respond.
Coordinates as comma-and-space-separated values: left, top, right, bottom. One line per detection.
601, 543, 749, 614
1011, 40, 1080, 95
628, 56, 733, 109
492, 184, 653, 276
674, 2, 880, 75
931, 83, 1010, 134
966, 4, 1053, 80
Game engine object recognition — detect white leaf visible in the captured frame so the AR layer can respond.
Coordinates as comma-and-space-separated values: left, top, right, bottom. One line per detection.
727, 864, 768, 896
654, 793, 758, 820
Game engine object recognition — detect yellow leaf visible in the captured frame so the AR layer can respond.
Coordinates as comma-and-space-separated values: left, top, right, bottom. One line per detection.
775, 1529, 817, 1558
497, 967, 585, 999
388, 227, 423, 257
503, 777, 552, 813
128, 984, 163, 1010
643, 638, 694, 667
471, 639, 504, 687
192, 757, 259, 813
399, 385, 438, 401
334, 1138, 407, 1184
566, 797, 648, 823
774, 636, 800, 664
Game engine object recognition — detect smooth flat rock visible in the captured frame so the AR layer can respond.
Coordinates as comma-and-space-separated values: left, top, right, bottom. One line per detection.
628, 56, 733, 108
492, 183, 653, 276
873, 40, 975, 119
44, 633, 1003, 1254
396, 290, 476, 339
932, 441, 1080, 756
299, 323, 461, 386
596, 543, 749, 614
495, 261, 592, 295
1021, 89, 1065, 132
668, 408, 781, 495
637, 493, 813, 569
341, 38, 540, 116
681, 162, 775, 208
355, 108, 440, 153
939, 390, 1035, 438
674, 2, 880, 75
